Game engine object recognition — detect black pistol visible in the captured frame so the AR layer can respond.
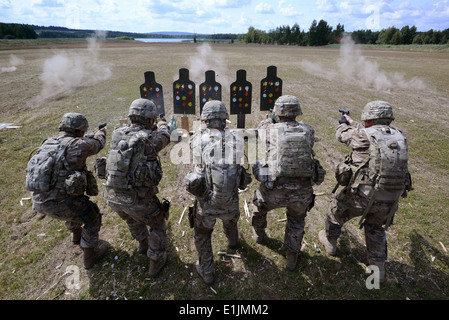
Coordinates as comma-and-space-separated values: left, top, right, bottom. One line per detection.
98, 122, 107, 130
338, 109, 350, 125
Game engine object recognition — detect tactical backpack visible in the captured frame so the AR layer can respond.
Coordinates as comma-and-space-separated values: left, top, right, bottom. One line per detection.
266, 123, 315, 180
106, 127, 162, 191
25, 136, 74, 193
364, 126, 409, 191
201, 133, 246, 215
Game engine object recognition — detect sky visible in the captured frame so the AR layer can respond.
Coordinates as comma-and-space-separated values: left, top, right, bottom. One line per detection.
1, 0, 448, 34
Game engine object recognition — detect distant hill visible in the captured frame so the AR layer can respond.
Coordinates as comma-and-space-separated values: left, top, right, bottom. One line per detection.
2, 23, 241, 40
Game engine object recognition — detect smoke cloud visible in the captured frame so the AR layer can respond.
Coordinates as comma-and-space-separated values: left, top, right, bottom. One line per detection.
0, 54, 24, 73
180, 43, 231, 90
301, 34, 426, 92
36, 31, 112, 104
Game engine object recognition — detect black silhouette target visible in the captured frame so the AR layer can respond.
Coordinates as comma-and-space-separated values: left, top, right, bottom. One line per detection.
140, 71, 165, 114
260, 66, 282, 111
173, 68, 196, 115
199, 70, 222, 113
230, 69, 252, 115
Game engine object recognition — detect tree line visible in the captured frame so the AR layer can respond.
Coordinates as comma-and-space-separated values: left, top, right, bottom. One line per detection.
243, 20, 449, 46
0, 23, 37, 39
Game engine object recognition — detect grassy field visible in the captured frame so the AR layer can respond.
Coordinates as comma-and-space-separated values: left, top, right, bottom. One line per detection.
0, 39, 448, 301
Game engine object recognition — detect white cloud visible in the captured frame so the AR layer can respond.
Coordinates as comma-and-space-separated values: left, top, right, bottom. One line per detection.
255, 3, 274, 14
279, 0, 302, 17
317, 0, 337, 12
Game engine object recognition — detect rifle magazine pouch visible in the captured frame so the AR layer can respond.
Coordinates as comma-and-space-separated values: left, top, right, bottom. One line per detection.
335, 160, 353, 187
185, 171, 205, 198
65, 171, 87, 196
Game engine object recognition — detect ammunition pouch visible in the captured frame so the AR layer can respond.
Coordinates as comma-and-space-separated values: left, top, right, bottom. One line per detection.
64, 171, 87, 196
185, 170, 206, 198
335, 155, 353, 187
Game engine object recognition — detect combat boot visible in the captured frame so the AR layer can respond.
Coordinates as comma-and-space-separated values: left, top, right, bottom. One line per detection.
286, 250, 298, 271
195, 261, 214, 286
72, 228, 82, 245
148, 252, 167, 278
83, 240, 110, 269
252, 227, 267, 244
138, 237, 149, 255
319, 230, 337, 256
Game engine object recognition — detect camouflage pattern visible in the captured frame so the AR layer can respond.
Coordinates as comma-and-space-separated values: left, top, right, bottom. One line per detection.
252, 180, 314, 253
325, 118, 408, 263
33, 195, 101, 249
128, 98, 158, 120
31, 128, 106, 249
194, 200, 240, 276
200, 100, 229, 121
252, 116, 315, 254
273, 95, 302, 118
58, 113, 89, 133
361, 101, 395, 121
105, 119, 170, 261
266, 122, 315, 180
189, 106, 246, 277
326, 187, 397, 262
107, 196, 167, 261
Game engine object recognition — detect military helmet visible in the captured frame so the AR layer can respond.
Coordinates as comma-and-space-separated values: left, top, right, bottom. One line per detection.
59, 113, 89, 132
361, 101, 395, 121
128, 98, 158, 120
201, 100, 229, 121
273, 95, 302, 118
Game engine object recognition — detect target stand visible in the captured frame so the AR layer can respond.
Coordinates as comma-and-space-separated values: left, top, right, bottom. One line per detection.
173, 68, 196, 132
230, 69, 252, 128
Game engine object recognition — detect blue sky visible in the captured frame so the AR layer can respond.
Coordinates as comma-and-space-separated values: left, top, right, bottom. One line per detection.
0, 0, 448, 34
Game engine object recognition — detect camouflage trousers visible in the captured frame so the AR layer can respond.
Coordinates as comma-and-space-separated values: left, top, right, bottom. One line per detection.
326, 186, 399, 263
252, 181, 314, 253
32, 195, 101, 249
107, 195, 166, 262
194, 200, 240, 276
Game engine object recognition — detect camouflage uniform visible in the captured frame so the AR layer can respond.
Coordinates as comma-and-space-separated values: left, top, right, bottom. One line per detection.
252, 95, 318, 271
252, 120, 315, 254
321, 101, 411, 280
104, 99, 170, 268
31, 114, 106, 250
187, 100, 249, 285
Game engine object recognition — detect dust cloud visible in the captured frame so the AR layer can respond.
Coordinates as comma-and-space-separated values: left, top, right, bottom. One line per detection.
301, 34, 426, 92
182, 43, 231, 90
34, 31, 112, 105
0, 55, 24, 73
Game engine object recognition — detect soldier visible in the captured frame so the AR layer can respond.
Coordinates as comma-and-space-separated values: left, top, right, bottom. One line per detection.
319, 101, 412, 283
252, 95, 324, 271
185, 100, 251, 285
27, 113, 109, 269
104, 99, 170, 278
